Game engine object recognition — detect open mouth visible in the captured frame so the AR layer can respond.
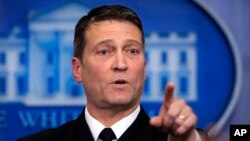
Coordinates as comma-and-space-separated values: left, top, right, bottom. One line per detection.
114, 79, 128, 84
111, 79, 129, 88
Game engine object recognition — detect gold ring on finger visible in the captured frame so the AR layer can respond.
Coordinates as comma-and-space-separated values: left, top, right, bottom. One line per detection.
178, 115, 186, 120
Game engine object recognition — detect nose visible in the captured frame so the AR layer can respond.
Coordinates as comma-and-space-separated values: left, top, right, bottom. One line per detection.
111, 51, 128, 72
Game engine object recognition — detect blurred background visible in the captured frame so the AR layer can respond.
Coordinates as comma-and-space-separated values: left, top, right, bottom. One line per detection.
0, 0, 249, 141
204, 0, 250, 140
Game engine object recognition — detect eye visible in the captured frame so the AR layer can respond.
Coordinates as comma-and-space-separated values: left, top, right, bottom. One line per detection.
98, 50, 108, 55
129, 49, 139, 55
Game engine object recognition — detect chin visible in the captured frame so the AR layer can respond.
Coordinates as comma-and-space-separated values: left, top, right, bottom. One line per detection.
107, 91, 139, 106
110, 96, 138, 107
112, 98, 131, 105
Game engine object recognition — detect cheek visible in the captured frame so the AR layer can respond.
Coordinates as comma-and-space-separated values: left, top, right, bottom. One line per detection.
81, 62, 107, 96
82, 61, 108, 82
133, 61, 146, 81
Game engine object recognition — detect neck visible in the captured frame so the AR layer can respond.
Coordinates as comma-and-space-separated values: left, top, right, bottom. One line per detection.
87, 103, 139, 127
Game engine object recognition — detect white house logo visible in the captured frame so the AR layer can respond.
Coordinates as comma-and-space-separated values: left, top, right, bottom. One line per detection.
0, 1, 241, 140
143, 33, 197, 102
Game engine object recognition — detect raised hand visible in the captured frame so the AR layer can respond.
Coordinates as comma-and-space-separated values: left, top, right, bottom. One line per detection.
150, 82, 197, 141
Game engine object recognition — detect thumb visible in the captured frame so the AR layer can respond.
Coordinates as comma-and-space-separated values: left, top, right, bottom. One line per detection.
150, 116, 163, 127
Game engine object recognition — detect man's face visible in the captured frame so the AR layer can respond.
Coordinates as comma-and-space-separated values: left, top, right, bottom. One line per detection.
73, 20, 146, 109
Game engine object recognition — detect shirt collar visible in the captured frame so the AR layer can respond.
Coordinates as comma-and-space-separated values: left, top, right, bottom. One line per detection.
85, 105, 140, 141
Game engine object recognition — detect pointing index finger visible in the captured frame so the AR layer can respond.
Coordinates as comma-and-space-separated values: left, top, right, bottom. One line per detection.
164, 82, 175, 108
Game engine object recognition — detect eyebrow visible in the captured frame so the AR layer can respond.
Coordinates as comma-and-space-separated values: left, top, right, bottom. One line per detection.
94, 39, 143, 48
93, 39, 114, 50
124, 39, 143, 48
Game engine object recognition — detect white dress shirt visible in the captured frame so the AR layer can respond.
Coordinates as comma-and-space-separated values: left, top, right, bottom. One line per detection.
85, 105, 201, 141
85, 106, 140, 141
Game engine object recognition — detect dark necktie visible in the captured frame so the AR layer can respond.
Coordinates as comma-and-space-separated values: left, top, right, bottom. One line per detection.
98, 128, 116, 141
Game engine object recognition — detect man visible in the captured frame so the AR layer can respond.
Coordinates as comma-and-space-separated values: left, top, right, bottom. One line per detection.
17, 5, 209, 141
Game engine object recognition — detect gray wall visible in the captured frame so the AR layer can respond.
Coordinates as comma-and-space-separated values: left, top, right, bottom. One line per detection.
203, 0, 250, 140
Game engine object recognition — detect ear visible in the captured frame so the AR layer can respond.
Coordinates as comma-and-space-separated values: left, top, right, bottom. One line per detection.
72, 57, 82, 83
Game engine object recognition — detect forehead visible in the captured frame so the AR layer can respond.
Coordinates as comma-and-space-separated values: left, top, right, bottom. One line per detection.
85, 20, 143, 43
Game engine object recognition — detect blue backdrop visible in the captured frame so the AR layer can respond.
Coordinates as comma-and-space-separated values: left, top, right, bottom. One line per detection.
0, 0, 248, 141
